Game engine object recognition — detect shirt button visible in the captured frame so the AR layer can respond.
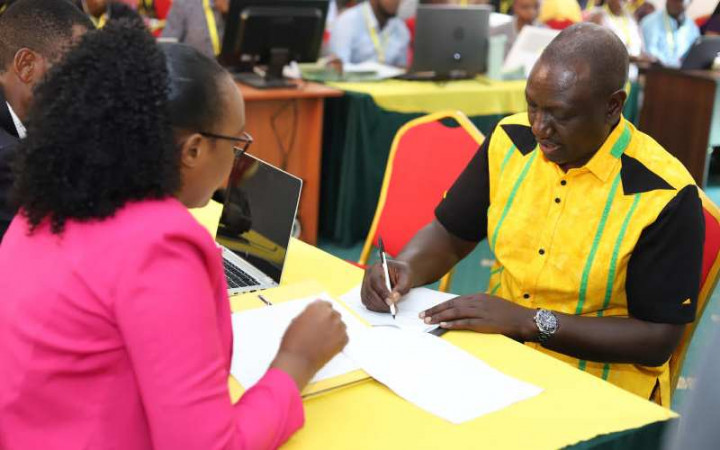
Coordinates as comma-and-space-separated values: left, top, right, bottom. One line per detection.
561, 180, 567, 186
523, 293, 530, 299
539, 249, 545, 255
555, 197, 561, 203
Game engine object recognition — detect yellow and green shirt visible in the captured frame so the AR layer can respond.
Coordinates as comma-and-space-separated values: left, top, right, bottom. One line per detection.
436, 113, 704, 406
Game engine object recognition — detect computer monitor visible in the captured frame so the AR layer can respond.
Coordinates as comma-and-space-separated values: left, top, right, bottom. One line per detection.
681, 36, 720, 71
409, 5, 491, 79
220, 0, 329, 89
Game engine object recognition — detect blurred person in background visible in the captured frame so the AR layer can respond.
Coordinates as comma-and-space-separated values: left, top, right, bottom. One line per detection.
162, 0, 229, 58
329, 0, 411, 67
137, 0, 174, 35
491, 0, 541, 57
641, 0, 699, 67
539, 0, 583, 29
588, 0, 645, 60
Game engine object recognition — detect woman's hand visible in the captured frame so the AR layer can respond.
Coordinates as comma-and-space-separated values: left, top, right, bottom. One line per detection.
271, 300, 349, 390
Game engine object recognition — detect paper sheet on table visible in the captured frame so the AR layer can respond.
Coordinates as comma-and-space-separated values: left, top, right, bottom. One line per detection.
346, 327, 543, 424
340, 285, 456, 333
230, 294, 365, 390
343, 61, 405, 80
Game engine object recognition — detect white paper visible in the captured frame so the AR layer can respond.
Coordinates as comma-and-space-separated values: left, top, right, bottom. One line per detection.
345, 327, 543, 424
489, 12, 513, 28
340, 285, 456, 333
230, 294, 364, 389
343, 61, 406, 79
502, 26, 560, 75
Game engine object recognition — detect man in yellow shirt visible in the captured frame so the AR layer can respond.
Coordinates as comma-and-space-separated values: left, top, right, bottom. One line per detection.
361, 23, 704, 406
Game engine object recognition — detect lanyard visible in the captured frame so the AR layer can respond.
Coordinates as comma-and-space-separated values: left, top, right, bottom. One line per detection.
95, 13, 108, 29
604, 5, 633, 50
663, 12, 677, 58
138, 0, 154, 17
203, 0, 221, 56
363, 3, 387, 64
82, 1, 109, 29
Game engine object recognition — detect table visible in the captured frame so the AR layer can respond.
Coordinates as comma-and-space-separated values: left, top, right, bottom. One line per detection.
639, 68, 720, 186
319, 79, 640, 245
237, 81, 343, 245
228, 238, 676, 449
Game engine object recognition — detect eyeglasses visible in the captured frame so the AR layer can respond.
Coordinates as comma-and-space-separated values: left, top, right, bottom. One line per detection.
199, 131, 253, 158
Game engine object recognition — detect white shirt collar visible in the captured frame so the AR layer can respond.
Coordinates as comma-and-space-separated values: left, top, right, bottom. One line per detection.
6, 102, 26, 139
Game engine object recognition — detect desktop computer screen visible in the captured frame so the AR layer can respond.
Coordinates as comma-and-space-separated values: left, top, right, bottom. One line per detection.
220, 0, 329, 88
408, 5, 491, 79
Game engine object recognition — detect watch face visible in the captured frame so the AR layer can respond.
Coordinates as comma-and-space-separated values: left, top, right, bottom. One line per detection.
537, 310, 558, 334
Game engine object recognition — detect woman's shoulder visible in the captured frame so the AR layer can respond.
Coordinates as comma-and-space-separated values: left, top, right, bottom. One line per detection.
94, 198, 222, 278
112, 197, 213, 244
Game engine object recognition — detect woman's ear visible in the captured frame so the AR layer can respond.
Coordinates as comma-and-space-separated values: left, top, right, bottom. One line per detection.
178, 133, 206, 169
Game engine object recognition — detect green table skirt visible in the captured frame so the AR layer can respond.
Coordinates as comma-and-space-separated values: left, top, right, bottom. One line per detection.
564, 419, 672, 449
320, 86, 640, 246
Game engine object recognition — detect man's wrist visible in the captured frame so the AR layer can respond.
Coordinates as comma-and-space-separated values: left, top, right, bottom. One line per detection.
395, 256, 420, 288
520, 308, 540, 342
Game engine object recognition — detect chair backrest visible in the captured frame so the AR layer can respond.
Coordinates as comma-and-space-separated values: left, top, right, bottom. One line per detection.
359, 111, 484, 263
670, 189, 720, 395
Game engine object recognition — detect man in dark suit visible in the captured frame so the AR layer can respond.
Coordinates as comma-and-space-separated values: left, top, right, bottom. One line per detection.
0, 0, 92, 240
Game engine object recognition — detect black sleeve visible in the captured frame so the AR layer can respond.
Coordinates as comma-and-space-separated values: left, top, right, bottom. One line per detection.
434, 127, 492, 242
0, 138, 17, 241
626, 185, 704, 324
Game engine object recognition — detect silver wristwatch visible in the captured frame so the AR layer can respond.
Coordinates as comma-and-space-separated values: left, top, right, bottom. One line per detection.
533, 309, 559, 344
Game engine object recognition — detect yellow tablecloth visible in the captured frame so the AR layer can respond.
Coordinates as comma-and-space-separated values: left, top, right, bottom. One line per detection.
328, 78, 528, 116
228, 238, 675, 450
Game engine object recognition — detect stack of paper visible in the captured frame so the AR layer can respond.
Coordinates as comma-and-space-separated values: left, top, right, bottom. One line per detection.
231, 294, 542, 423
343, 61, 405, 80
340, 285, 456, 333
230, 294, 364, 389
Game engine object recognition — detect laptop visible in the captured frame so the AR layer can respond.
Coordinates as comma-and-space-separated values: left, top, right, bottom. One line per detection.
396, 5, 491, 82
215, 152, 302, 295
681, 36, 720, 70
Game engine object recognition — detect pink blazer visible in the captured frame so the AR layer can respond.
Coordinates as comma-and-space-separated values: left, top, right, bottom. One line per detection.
0, 198, 304, 449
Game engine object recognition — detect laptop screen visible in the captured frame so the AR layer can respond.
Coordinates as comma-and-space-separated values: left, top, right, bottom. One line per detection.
216, 153, 302, 284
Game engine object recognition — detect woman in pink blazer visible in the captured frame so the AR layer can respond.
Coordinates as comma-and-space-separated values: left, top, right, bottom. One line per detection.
0, 22, 347, 449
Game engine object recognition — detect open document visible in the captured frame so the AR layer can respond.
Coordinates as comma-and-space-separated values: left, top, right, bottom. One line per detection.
230, 294, 365, 392
231, 293, 542, 423
340, 285, 456, 333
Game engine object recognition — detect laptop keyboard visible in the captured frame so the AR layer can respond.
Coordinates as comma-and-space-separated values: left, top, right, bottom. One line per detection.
223, 259, 261, 289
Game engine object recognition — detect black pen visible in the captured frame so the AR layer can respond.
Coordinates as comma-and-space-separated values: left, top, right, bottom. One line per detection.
377, 237, 397, 319
257, 294, 273, 306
